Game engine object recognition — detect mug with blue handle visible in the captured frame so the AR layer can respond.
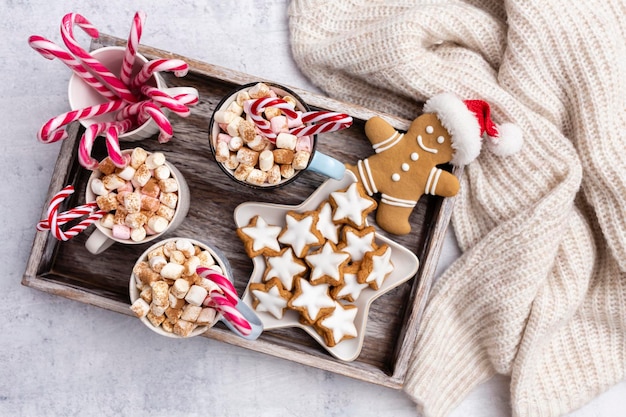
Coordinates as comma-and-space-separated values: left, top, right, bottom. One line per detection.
208, 82, 346, 189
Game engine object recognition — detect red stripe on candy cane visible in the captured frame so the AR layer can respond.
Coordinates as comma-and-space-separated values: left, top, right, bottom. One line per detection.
196, 267, 238, 305
39, 186, 105, 241
119, 11, 146, 87
290, 111, 353, 137
61, 13, 139, 103
130, 59, 189, 90
204, 292, 252, 336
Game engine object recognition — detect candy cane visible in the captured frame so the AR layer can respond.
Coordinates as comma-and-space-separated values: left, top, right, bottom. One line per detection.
61, 13, 138, 103
137, 102, 173, 143
36, 202, 99, 230
290, 111, 353, 137
37, 99, 128, 144
141, 86, 190, 117
119, 10, 146, 87
78, 120, 131, 169
39, 186, 106, 241
28, 35, 118, 102
130, 58, 189, 90
196, 267, 239, 304
173, 93, 199, 106
204, 292, 252, 336
248, 98, 299, 140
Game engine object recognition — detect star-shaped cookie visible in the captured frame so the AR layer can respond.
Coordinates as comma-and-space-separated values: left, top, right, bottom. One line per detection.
278, 210, 324, 258
263, 247, 308, 291
236, 215, 282, 258
315, 301, 358, 347
288, 277, 336, 325
305, 241, 350, 286
249, 278, 291, 320
329, 182, 377, 229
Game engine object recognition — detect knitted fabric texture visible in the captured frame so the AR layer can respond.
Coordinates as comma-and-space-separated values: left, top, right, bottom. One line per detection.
288, 1, 626, 416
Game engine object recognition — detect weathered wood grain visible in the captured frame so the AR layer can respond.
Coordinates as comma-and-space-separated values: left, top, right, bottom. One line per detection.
21, 33, 458, 389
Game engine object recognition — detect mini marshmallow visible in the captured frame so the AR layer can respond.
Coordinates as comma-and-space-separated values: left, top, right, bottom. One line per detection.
270, 115, 288, 133
247, 135, 267, 152
111, 224, 131, 240
130, 147, 148, 169
224, 154, 239, 170
149, 255, 167, 273
117, 165, 136, 181
125, 212, 147, 229
173, 320, 195, 337
282, 95, 297, 107
153, 165, 171, 180
181, 304, 202, 322
133, 164, 151, 187
238, 120, 256, 142
295, 135, 313, 152
102, 174, 126, 190
168, 250, 186, 265
215, 141, 230, 163
170, 295, 185, 309
160, 262, 185, 280
236, 90, 250, 106
184, 285, 208, 306
258, 150, 274, 172
134, 262, 161, 285
140, 286, 152, 303
248, 82, 270, 99
150, 302, 167, 317
158, 178, 178, 193
171, 278, 190, 299
226, 100, 243, 116
287, 112, 304, 128
147, 246, 165, 260
118, 181, 134, 193
183, 256, 201, 276
273, 149, 294, 164
237, 147, 259, 166
196, 307, 217, 326
213, 110, 238, 125
228, 136, 244, 151
176, 239, 195, 257
124, 192, 142, 213
147, 311, 166, 327
264, 106, 282, 119
141, 179, 161, 198
148, 216, 170, 233
159, 192, 178, 209
113, 207, 128, 225
162, 240, 177, 257
145, 152, 166, 170
226, 116, 244, 137
246, 168, 267, 186
233, 164, 253, 181
165, 306, 183, 322
151, 281, 170, 307
276, 132, 298, 150
266, 164, 282, 185
197, 250, 216, 267
292, 150, 311, 170
130, 226, 147, 242
156, 205, 175, 221
98, 157, 117, 175
161, 320, 174, 333
141, 195, 160, 212
130, 298, 150, 318
90, 178, 108, 196
100, 213, 115, 229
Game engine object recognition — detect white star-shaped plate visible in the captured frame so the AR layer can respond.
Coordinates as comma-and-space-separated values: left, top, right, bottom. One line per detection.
235, 171, 420, 362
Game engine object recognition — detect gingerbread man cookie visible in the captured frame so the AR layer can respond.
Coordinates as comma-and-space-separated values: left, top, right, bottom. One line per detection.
346, 93, 522, 235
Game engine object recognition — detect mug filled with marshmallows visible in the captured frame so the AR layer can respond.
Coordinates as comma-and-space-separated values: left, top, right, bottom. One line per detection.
208, 82, 353, 189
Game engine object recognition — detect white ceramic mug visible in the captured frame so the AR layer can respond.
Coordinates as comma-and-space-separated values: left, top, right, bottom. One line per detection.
84, 149, 191, 254
68, 46, 199, 142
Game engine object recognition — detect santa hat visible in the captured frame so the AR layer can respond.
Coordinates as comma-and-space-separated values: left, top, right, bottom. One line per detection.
423, 93, 523, 166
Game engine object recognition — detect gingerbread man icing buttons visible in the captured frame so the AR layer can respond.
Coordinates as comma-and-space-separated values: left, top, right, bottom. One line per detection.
346, 93, 522, 235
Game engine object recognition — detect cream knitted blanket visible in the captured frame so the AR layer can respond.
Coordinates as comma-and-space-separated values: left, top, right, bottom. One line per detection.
288, 1, 626, 416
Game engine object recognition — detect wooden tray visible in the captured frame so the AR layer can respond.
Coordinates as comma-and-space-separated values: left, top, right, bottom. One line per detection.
22, 33, 460, 389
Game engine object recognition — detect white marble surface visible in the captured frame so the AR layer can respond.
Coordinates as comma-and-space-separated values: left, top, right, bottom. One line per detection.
2, 1, 624, 416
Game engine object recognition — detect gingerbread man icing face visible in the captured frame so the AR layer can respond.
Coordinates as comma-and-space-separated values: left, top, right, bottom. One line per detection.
347, 113, 460, 235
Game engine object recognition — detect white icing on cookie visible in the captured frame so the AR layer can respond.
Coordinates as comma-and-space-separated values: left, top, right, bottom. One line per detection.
417, 134, 438, 154
305, 242, 349, 284
410, 152, 419, 161
341, 228, 376, 262
364, 246, 394, 289
278, 212, 321, 257
241, 216, 282, 253
425, 125, 434, 134
252, 285, 289, 319
334, 272, 369, 302
319, 301, 358, 345
331, 183, 375, 227
391, 173, 400, 182
401, 163, 409, 172
264, 247, 306, 291
316, 201, 340, 244
289, 278, 335, 322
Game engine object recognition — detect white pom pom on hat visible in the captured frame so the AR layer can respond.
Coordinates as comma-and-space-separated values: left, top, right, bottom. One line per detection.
423, 93, 523, 166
